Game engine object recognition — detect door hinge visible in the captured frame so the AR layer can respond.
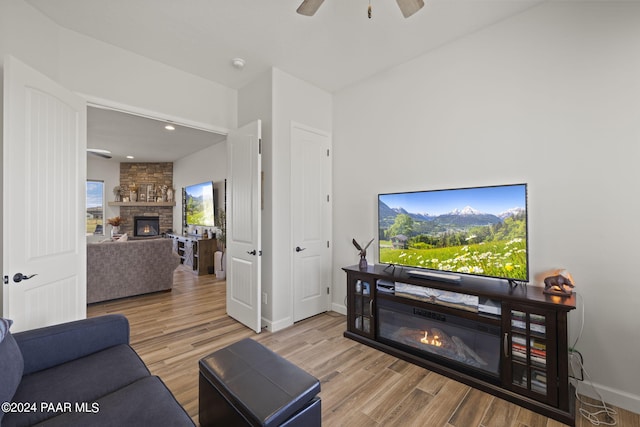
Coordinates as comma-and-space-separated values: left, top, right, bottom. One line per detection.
259, 138, 262, 155
327, 286, 330, 294
326, 194, 330, 202
326, 149, 330, 157
327, 241, 330, 248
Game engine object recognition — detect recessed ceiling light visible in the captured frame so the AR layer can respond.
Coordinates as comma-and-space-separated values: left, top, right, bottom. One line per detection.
165, 124, 175, 131
126, 155, 134, 159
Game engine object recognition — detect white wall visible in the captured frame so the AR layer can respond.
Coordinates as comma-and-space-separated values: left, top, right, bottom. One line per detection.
238, 68, 332, 331
57, 29, 237, 131
332, 1, 640, 413
0, 0, 59, 81
238, 69, 274, 324
0, 0, 237, 132
270, 69, 332, 329
173, 142, 228, 235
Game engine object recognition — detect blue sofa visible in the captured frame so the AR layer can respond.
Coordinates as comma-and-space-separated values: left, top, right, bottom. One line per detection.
0, 315, 194, 427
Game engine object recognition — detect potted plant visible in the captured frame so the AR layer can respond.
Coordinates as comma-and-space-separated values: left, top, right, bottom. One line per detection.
107, 216, 124, 237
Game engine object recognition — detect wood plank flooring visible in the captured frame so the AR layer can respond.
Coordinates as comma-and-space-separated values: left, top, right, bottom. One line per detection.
88, 266, 637, 426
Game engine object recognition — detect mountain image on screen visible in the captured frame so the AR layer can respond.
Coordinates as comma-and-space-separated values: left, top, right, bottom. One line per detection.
378, 184, 528, 281
185, 181, 215, 227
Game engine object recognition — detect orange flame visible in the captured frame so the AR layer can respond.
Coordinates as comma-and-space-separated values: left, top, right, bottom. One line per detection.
420, 331, 442, 347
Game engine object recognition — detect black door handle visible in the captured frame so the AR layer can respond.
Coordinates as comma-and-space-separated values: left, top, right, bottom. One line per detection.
13, 273, 37, 283
295, 246, 306, 252
247, 250, 257, 256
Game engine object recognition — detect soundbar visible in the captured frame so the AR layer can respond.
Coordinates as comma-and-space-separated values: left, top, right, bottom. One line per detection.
407, 269, 461, 283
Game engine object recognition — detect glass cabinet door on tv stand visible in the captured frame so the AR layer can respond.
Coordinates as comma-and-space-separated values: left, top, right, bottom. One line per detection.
503, 303, 559, 406
347, 275, 375, 339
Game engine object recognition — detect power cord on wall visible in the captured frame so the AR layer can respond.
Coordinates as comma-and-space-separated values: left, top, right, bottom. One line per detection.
569, 292, 618, 426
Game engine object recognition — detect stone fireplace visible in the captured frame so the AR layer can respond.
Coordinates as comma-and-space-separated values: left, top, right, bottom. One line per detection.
118, 162, 174, 236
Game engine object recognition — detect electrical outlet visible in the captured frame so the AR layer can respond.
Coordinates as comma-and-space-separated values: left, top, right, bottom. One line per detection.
262, 292, 268, 305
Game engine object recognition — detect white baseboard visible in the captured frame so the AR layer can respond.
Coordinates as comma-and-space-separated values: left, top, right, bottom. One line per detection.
575, 380, 640, 416
331, 302, 346, 316
262, 316, 292, 333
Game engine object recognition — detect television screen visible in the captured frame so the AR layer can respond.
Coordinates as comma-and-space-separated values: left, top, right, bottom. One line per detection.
185, 181, 215, 226
378, 184, 528, 281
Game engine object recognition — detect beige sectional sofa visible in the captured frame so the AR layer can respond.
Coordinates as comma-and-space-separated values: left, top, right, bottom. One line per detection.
87, 238, 180, 303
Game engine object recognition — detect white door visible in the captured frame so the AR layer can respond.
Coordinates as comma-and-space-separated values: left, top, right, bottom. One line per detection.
2, 55, 87, 332
291, 123, 331, 322
226, 120, 262, 333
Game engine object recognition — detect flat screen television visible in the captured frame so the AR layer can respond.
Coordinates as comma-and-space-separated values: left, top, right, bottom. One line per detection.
184, 181, 215, 227
378, 183, 528, 282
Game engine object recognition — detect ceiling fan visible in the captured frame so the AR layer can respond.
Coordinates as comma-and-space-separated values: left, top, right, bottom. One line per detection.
297, 0, 425, 19
87, 148, 112, 159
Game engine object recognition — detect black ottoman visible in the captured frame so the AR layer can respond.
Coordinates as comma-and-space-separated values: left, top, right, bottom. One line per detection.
199, 338, 321, 427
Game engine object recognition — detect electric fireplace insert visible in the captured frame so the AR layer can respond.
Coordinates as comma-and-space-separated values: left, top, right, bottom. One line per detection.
377, 298, 501, 381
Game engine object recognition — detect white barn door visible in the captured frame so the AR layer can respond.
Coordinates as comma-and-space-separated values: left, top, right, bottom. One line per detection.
2, 55, 87, 332
226, 120, 262, 333
291, 123, 331, 322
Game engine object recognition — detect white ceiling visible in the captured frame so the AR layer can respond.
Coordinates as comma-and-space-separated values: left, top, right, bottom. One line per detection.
88, 107, 225, 163
27, 0, 547, 162
26, 0, 545, 93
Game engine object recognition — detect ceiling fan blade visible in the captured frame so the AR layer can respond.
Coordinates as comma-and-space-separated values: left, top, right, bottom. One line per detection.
87, 149, 112, 159
297, 0, 325, 16
396, 0, 424, 18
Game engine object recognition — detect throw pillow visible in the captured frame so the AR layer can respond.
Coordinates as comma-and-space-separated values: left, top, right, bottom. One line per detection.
117, 233, 128, 242
0, 318, 24, 424
0, 317, 13, 343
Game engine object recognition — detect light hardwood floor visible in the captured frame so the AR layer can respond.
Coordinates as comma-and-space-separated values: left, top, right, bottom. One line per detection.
88, 266, 637, 427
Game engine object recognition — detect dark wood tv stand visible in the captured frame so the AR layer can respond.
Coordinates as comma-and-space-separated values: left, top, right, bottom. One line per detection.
343, 264, 576, 426
168, 234, 217, 275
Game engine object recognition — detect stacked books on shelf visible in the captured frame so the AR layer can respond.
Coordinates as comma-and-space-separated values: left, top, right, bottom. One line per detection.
529, 313, 546, 335
531, 369, 547, 394
512, 336, 547, 367
510, 311, 546, 335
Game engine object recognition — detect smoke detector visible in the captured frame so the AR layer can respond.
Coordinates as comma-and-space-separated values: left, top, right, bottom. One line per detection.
231, 58, 246, 70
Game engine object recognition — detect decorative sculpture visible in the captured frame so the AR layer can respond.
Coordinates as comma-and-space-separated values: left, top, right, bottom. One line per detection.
352, 238, 374, 271
542, 269, 575, 296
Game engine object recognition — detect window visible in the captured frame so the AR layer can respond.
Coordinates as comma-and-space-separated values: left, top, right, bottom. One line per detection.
86, 180, 105, 235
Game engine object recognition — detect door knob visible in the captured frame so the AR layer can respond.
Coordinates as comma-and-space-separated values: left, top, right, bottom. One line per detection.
13, 273, 37, 283
247, 250, 257, 256
295, 246, 306, 252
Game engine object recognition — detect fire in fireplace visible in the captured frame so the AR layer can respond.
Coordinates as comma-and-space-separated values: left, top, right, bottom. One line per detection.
134, 216, 160, 237
377, 298, 501, 380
